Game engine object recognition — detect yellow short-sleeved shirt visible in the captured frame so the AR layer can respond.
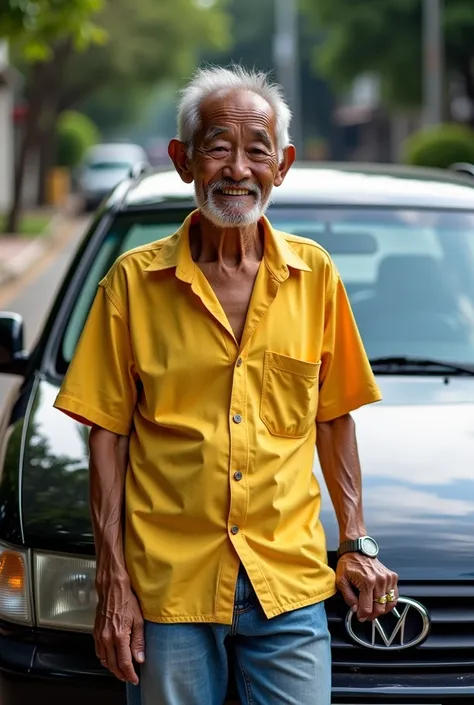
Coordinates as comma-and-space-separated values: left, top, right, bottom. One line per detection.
54, 211, 381, 624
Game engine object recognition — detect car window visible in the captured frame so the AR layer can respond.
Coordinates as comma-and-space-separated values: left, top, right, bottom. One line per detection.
274, 208, 474, 364
57, 207, 474, 371
62, 236, 119, 364
274, 209, 444, 285
58, 217, 184, 373
118, 223, 177, 254
87, 162, 132, 171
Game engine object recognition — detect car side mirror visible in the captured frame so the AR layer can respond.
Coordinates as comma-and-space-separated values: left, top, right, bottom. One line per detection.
450, 162, 474, 177
0, 312, 28, 375
129, 162, 149, 180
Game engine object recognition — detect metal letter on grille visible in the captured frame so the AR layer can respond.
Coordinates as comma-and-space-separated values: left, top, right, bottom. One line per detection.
372, 604, 410, 647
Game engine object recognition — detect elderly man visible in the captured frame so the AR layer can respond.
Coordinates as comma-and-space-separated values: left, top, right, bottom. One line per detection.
54, 65, 398, 705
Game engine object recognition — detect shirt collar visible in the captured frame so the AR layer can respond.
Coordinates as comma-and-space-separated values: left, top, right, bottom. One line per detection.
143, 212, 196, 283
261, 216, 312, 281
144, 210, 311, 282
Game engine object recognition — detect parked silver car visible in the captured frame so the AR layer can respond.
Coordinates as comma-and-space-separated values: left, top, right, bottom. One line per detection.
78, 142, 149, 211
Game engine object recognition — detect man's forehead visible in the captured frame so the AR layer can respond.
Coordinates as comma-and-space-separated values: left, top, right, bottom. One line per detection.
198, 89, 276, 129
203, 125, 273, 148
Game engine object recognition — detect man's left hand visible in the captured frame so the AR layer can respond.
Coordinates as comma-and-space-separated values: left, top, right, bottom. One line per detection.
336, 554, 398, 622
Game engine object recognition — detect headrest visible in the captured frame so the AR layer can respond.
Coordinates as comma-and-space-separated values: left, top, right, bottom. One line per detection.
376, 255, 451, 308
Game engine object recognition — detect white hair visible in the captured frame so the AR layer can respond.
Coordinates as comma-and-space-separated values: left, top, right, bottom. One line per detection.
177, 64, 292, 159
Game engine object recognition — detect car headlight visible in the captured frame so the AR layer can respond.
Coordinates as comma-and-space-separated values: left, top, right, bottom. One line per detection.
34, 552, 97, 631
0, 542, 33, 625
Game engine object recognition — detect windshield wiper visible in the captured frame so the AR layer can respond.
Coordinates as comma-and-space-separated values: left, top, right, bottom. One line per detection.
369, 356, 474, 377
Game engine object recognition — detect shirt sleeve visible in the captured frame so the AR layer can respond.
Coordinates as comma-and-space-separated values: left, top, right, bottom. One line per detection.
317, 273, 382, 423
53, 281, 138, 435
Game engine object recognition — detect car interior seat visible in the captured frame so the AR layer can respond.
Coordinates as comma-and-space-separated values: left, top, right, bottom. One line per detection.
352, 254, 465, 343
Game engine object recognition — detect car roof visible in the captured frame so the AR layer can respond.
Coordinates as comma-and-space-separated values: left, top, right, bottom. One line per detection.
120, 162, 474, 211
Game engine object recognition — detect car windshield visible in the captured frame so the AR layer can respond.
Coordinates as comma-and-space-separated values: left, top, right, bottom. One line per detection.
87, 161, 132, 171
58, 206, 474, 372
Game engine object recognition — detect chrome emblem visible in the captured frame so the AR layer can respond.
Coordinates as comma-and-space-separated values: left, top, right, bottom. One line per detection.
345, 597, 430, 650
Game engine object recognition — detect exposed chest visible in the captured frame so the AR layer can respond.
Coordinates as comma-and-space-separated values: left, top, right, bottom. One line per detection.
197, 261, 261, 343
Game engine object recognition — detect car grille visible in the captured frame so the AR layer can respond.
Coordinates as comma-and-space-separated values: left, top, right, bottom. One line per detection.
328, 582, 474, 671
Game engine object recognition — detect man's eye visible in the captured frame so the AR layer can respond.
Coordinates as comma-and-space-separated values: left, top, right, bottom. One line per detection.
211, 146, 227, 152
250, 148, 266, 155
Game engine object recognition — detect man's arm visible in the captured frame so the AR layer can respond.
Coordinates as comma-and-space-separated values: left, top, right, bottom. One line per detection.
89, 426, 144, 684
316, 413, 398, 622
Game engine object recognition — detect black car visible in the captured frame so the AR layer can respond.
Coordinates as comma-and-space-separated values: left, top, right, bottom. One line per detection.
1, 164, 474, 705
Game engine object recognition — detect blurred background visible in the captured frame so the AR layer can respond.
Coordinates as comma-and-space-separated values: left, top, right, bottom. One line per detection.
1, 0, 473, 233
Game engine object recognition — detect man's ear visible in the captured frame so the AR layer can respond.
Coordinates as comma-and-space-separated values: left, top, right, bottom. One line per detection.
168, 139, 194, 184
273, 145, 296, 187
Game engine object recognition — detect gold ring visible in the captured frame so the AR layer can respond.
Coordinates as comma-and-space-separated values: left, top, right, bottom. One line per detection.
374, 594, 388, 605
387, 589, 397, 602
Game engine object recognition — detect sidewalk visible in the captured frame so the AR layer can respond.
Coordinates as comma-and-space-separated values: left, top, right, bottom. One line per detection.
0, 202, 81, 288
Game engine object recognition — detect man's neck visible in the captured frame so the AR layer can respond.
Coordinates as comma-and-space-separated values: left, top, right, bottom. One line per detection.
190, 215, 264, 268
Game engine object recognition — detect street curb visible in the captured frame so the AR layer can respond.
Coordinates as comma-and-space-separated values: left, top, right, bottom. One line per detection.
0, 213, 64, 288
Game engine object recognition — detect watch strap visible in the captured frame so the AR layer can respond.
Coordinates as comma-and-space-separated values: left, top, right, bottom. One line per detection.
337, 538, 363, 558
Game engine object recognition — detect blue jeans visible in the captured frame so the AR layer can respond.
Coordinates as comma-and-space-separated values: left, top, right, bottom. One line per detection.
127, 565, 331, 704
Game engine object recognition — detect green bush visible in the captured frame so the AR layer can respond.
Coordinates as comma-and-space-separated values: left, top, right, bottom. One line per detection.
403, 123, 474, 169
56, 111, 100, 168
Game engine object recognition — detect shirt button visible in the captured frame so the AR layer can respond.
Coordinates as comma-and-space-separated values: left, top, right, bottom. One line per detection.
236, 357, 243, 367
230, 526, 239, 535
234, 471, 243, 481
233, 414, 242, 424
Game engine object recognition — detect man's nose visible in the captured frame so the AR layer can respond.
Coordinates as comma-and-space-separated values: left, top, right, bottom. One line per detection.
222, 148, 252, 182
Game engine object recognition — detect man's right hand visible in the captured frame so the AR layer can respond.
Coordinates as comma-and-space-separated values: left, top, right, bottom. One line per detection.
94, 580, 145, 685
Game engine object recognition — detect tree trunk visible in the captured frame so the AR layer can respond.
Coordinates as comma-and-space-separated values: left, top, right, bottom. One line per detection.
36, 42, 72, 207
4, 63, 45, 234
37, 114, 59, 207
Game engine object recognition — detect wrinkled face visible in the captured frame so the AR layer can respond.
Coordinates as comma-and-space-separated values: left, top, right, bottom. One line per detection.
190, 90, 283, 227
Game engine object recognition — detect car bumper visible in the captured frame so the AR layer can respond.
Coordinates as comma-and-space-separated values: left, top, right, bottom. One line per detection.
1, 624, 473, 705
0, 672, 125, 705
0, 622, 125, 705
331, 671, 474, 703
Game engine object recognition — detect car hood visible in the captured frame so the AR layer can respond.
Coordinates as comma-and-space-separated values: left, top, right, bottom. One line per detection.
317, 375, 474, 580
23, 377, 474, 577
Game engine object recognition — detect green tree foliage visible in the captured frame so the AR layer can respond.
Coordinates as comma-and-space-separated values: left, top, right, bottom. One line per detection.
201, 0, 337, 158
3, 0, 230, 232
404, 123, 474, 168
1, 0, 105, 233
79, 85, 150, 138
56, 111, 100, 167
300, 0, 474, 110
0, 0, 106, 61
62, 0, 231, 132
201, 0, 275, 72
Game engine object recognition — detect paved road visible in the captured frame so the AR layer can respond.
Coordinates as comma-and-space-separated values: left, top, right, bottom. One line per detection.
0, 217, 90, 411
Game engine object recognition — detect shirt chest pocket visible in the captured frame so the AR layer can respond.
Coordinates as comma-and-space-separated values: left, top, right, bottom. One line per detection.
260, 351, 321, 438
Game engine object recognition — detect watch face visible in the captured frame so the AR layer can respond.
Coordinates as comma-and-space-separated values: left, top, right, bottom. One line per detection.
361, 537, 379, 557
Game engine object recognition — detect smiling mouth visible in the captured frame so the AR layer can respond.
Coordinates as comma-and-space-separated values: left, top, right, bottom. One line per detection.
218, 188, 253, 196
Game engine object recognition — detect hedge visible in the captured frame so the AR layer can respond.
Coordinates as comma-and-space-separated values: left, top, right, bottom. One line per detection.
403, 123, 474, 169
56, 111, 100, 168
